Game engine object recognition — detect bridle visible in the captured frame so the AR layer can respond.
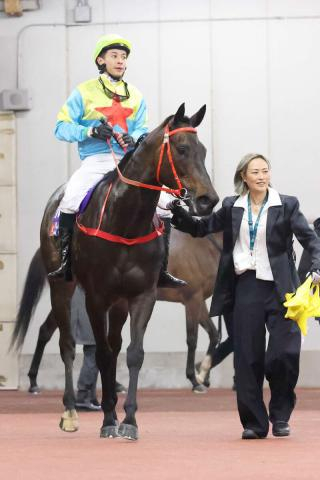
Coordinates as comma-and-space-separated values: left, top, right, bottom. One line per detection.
108, 124, 197, 199
76, 124, 197, 245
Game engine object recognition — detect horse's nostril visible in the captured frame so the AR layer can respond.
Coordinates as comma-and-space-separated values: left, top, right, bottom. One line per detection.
195, 195, 218, 216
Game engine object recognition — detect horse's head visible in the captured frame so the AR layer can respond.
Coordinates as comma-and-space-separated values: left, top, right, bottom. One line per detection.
158, 103, 219, 216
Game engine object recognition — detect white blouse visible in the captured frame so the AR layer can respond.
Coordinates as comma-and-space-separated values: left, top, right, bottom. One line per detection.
233, 187, 282, 281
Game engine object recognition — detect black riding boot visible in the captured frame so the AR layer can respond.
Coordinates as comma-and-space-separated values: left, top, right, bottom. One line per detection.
157, 217, 187, 288
48, 212, 76, 281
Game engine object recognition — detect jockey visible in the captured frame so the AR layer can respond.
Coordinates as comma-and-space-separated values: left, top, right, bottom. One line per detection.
49, 33, 186, 288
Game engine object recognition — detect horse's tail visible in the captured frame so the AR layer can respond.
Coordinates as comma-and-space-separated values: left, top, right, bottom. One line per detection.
10, 248, 47, 350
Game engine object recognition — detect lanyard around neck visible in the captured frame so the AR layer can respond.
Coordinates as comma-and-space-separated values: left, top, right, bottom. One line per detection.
247, 193, 268, 252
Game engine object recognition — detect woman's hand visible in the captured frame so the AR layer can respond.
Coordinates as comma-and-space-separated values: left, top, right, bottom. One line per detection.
311, 269, 320, 285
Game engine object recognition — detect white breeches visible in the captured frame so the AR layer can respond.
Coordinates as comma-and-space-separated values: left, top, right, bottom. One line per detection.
60, 153, 119, 214
59, 153, 174, 217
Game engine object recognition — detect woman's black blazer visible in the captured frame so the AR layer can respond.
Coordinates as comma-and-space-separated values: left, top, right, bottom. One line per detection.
171, 194, 320, 317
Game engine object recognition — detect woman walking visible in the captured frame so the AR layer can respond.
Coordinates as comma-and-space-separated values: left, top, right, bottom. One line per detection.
168, 153, 320, 439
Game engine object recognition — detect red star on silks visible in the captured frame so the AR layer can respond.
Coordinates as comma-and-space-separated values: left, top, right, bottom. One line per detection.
95, 100, 133, 132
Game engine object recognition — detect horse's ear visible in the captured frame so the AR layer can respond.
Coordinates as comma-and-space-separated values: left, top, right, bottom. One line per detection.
190, 105, 206, 128
173, 103, 185, 125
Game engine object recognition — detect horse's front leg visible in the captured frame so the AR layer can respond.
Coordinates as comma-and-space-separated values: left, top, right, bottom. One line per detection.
85, 296, 119, 438
108, 301, 129, 411
50, 280, 78, 432
119, 290, 156, 440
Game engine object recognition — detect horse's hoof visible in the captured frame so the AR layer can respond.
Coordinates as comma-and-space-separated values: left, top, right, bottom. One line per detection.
59, 409, 79, 432
28, 386, 41, 394
118, 423, 138, 440
195, 370, 211, 387
192, 383, 208, 394
100, 425, 120, 438
115, 382, 127, 394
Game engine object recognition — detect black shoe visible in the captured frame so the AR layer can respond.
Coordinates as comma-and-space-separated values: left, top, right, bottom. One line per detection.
272, 421, 290, 437
157, 270, 187, 288
242, 429, 265, 440
75, 400, 101, 411
115, 381, 127, 394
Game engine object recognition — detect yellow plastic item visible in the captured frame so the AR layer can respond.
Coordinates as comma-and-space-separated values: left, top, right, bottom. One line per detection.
283, 276, 320, 335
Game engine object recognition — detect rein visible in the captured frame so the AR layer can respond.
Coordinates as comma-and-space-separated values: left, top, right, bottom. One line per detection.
77, 124, 196, 245
108, 124, 197, 197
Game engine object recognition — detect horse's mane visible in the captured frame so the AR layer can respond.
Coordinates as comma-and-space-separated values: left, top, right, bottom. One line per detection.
99, 113, 193, 186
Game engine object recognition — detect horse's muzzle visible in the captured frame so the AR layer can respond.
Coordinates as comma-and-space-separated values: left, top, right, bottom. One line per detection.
194, 194, 219, 216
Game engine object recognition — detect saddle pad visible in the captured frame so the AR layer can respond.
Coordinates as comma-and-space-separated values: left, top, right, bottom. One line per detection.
49, 176, 109, 237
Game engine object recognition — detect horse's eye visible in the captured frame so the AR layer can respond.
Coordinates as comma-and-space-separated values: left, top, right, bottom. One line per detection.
177, 145, 188, 155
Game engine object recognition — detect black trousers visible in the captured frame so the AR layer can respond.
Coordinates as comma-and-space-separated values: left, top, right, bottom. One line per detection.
233, 270, 301, 436
77, 345, 99, 402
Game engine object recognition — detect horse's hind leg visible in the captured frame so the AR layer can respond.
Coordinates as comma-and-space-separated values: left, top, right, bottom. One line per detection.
28, 310, 58, 393
196, 312, 233, 386
185, 297, 207, 393
119, 291, 156, 440
49, 280, 78, 432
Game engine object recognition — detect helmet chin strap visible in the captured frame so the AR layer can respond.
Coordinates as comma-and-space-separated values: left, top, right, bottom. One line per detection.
101, 66, 124, 82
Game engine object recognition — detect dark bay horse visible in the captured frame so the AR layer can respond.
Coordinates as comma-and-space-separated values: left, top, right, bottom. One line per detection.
19, 229, 227, 397
12, 104, 218, 440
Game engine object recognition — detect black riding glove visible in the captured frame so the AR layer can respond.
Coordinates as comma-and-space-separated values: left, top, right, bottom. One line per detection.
166, 200, 198, 237
91, 122, 113, 141
121, 134, 135, 148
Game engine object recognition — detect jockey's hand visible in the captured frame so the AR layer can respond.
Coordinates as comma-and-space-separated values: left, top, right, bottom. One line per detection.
117, 133, 135, 149
311, 269, 320, 285
91, 122, 113, 141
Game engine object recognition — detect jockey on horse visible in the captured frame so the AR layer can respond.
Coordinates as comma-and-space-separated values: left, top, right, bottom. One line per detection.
49, 33, 186, 288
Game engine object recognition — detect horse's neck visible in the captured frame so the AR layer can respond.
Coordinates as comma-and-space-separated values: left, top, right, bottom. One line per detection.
102, 147, 161, 235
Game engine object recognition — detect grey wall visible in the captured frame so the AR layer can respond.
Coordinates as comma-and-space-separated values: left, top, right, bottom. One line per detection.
1, 0, 320, 387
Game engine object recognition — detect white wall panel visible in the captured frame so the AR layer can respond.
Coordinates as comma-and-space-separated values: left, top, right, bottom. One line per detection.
17, 26, 68, 273
211, 0, 267, 18
0, 38, 16, 91
211, 20, 269, 200
0, 187, 16, 252
159, 21, 213, 174
0, 322, 19, 389
16, 26, 68, 353
0, 254, 17, 321
268, 19, 320, 220
267, 0, 320, 17
0, 112, 16, 185
159, 0, 211, 20
103, 0, 159, 22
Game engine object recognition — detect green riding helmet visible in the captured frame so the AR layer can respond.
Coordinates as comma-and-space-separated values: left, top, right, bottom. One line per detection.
93, 34, 132, 64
